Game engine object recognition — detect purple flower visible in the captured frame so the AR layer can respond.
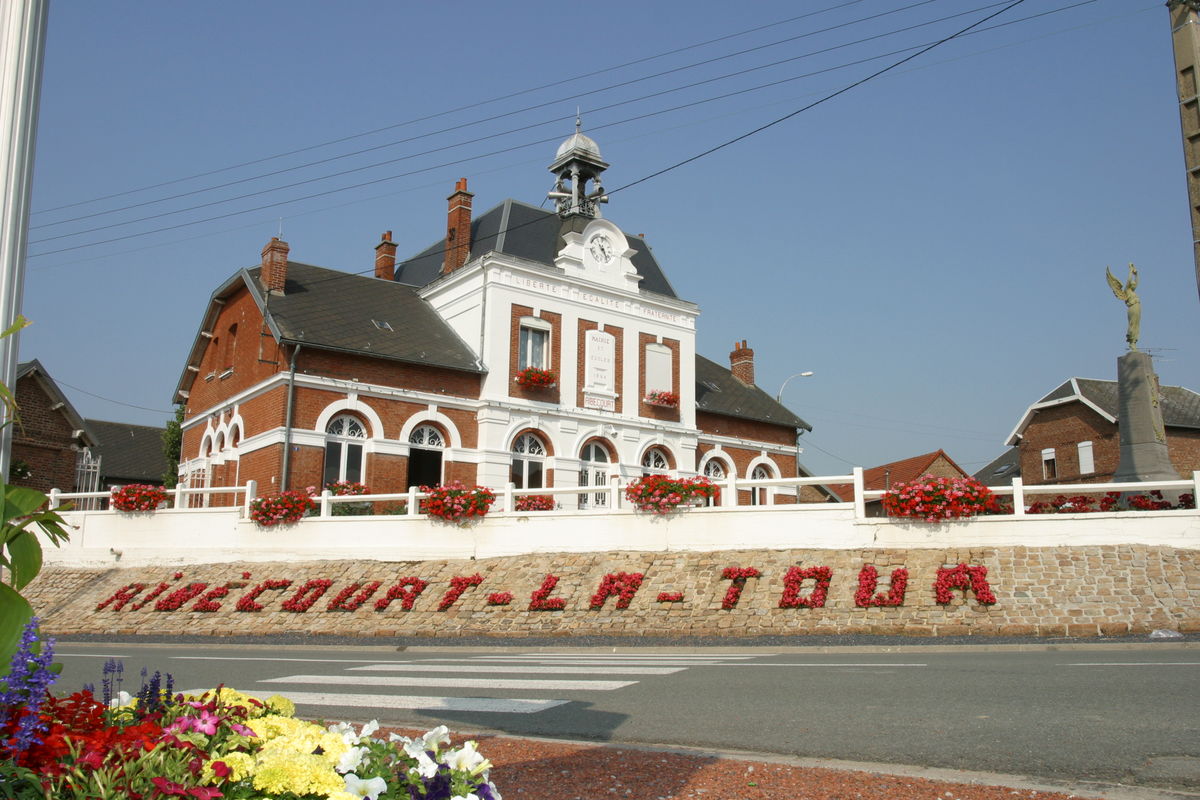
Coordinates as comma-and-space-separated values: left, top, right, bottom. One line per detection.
0, 617, 57, 755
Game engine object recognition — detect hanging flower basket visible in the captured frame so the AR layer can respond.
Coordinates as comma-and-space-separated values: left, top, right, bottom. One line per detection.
515, 366, 557, 389
624, 475, 718, 515
420, 481, 496, 524
644, 390, 679, 408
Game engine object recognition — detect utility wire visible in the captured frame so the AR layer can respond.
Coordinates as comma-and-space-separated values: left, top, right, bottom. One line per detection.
31, 0, 1072, 255
31, 0, 871, 216
609, 0, 1030, 197
32, 0, 949, 232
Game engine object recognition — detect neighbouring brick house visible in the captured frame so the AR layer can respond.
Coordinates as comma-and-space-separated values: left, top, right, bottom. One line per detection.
174, 130, 824, 505
828, 449, 969, 511
986, 377, 1200, 486
11, 360, 97, 494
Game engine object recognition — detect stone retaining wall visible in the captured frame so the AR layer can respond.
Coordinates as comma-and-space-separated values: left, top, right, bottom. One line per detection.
26, 545, 1200, 639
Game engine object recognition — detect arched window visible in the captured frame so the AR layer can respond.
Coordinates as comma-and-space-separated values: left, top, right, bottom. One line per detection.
324, 415, 366, 486
702, 458, 727, 507
579, 441, 611, 509
407, 424, 445, 488
750, 464, 773, 506
510, 433, 547, 489
641, 447, 670, 476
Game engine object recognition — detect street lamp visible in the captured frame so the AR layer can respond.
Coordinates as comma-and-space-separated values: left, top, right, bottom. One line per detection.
776, 371, 814, 403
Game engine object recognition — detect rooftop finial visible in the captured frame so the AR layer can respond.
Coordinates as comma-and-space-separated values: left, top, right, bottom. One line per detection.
576, 106, 582, 132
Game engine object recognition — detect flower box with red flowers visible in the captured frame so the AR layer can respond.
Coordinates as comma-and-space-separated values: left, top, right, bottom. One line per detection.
624, 474, 717, 515
248, 489, 316, 527
514, 493, 556, 512
880, 474, 1001, 523
514, 366, 557, 389
644, 390, 679, 408
110, 484, 168, 513
419, 481, 496, 524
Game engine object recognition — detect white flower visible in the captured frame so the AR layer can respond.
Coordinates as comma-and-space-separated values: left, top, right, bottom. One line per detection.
444, 740, 492, 776
451, 794, 481, 800
108, 690, 133, 708
421, 724, 451, 751
359, 719, 380, 740
338, 745, 368, 774
403, 739, 440, 778
343, 772, 388, 800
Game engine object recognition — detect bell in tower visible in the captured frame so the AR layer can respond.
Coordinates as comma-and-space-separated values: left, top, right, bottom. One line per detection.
547, 117, 609, 218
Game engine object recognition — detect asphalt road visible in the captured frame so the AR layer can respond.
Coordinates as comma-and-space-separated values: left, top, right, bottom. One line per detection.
52, 640, 1200, 791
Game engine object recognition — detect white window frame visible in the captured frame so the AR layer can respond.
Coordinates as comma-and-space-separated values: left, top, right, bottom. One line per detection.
641, 447, 670, 475
1041, 447, 1057, 480
644, 342, 672, 394
511, 432, 547, 489
518, 316, 552, 370
324, 414, 367, 485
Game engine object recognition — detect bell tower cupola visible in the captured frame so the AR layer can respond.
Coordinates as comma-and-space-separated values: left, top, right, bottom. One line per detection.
548, 116, 609, 218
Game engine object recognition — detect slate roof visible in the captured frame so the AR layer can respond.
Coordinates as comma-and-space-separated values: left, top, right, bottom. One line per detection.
828, 449, 968, 501
249, 262, 482, 372
694, 355, 810, 430
176, 262, 483, 400
973, 446, 1021, 487
86, 419, 169, 484
1006, 377, 1200, 445
394, 200, 679, 298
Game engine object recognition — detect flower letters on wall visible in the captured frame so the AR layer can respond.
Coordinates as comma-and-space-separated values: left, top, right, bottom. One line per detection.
94, 563, 997, 616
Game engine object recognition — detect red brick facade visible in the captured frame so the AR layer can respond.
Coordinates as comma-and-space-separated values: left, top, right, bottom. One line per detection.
11, 373, 85, 494
1018, 400, 1200, 484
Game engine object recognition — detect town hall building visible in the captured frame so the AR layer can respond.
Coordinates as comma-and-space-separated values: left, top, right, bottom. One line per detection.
174, 128, 820, 506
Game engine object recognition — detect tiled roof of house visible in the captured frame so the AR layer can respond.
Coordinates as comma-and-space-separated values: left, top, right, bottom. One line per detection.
86, 419, 169, 484
694, 355, 811, 430
394, 200, 679, 298
828, 449, 967, 502
1006, 377, 1200, 444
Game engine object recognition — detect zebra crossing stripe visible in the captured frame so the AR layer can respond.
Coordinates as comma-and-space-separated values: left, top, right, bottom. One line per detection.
259, 674, 637, 691
349, 664, 683, 675
274, 691, 568, 714
454, 659, 730, 667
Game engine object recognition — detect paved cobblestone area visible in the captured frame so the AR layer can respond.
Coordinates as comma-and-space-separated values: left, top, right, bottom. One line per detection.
28, 545, 1200, 639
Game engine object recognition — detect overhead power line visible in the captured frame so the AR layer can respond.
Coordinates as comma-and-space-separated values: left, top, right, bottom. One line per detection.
31, 0, 872, 217
30, 0, 1081, 258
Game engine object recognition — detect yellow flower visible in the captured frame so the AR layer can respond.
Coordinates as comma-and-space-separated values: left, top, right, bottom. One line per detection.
203, 751, 254, 783
265, 694, 295, 717
252, 751, 344, 796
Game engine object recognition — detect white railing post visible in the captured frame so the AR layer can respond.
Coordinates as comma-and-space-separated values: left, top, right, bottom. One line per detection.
502, 482, 515, 513
174, 481, 185, 509
407, 486, 419, 516
48, 488, 60, 511
609, 474, 620, 510
725, 474, 737, 507
852, 467, 866, 520
1193, 471, 1199, 506
1011, 478, 1025, 517
320, 489, 332, 518
243, 480, 257, 517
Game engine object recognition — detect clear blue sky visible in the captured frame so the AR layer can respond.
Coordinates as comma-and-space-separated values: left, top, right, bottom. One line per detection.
22, 0, 1198, 478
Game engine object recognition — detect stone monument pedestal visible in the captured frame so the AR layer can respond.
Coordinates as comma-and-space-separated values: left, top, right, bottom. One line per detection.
1113, 352, 1180, 496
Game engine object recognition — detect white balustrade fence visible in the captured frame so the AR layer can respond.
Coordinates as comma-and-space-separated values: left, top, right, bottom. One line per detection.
37, 470, 1200, 568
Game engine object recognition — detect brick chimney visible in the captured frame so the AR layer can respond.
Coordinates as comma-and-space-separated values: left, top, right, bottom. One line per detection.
443, 177, 473, 274
730, 340, 755, 385
375, 230, 397, 280
261, 237, 290, 294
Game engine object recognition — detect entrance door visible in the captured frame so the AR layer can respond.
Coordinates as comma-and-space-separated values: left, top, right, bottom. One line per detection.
407, 425, 445, 488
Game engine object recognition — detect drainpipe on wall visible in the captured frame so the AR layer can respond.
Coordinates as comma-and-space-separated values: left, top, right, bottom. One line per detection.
281, 344, 301, 491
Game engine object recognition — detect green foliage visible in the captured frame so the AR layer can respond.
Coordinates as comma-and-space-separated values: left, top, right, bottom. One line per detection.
0, 316, 71, 673
162, 404, 184, 488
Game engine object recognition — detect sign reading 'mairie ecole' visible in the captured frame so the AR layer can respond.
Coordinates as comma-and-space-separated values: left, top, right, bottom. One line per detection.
94, 564, 997, 615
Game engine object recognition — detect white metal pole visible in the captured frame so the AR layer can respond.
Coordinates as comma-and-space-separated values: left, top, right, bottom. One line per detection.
0, 0, 49, 479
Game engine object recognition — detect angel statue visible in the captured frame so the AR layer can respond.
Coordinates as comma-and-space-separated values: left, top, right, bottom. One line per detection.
1105, 262, 1140, 351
